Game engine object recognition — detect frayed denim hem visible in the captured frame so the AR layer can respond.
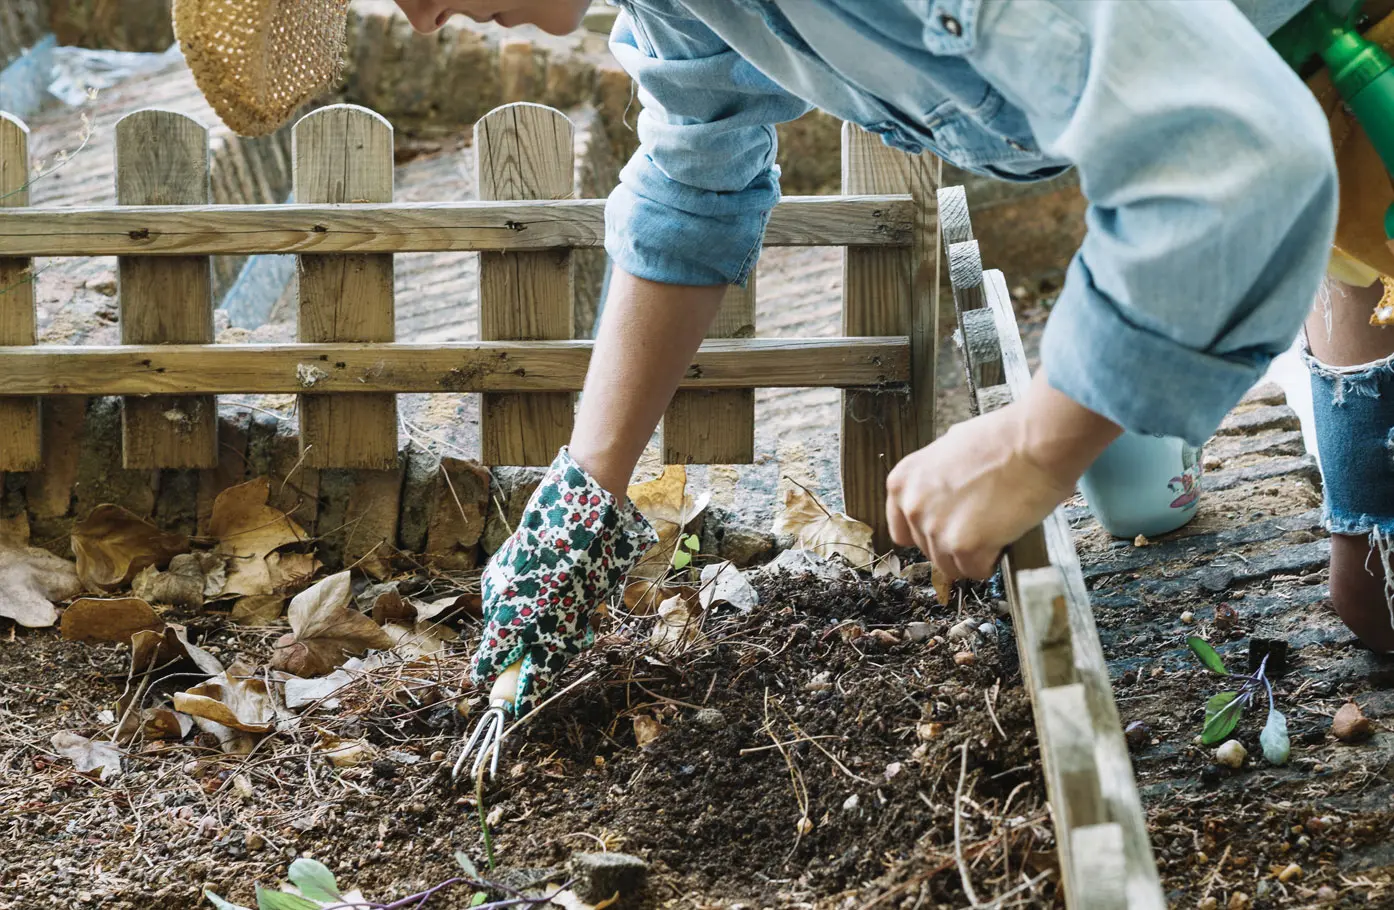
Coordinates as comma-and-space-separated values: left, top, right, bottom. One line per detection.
1301, 343, 1394, 406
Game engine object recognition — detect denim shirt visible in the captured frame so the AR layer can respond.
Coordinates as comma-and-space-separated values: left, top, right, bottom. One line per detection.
602, 0, 1339, 446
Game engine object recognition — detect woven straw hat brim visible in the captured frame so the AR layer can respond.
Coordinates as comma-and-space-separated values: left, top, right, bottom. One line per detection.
173, 0, 350, 137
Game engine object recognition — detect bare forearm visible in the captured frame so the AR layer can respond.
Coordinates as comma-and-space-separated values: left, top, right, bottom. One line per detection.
1022, 369, 1122, 480
569, 268, 727, 495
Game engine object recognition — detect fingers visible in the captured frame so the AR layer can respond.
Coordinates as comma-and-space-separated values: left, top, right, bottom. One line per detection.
886, 491, 914, 550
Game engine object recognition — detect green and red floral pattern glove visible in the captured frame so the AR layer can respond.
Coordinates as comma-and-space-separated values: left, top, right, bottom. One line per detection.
470, 448, 657, 717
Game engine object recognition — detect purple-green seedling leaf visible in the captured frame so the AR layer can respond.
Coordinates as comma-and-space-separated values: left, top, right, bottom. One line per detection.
287, 859, 340, 902
1202, 691, 1244, 745
454, 851, 481, 880
471, 894, 489, 907
255, 888, 319, 910
1187, 636, 1228, 675
204, 891, 253, 910
1261, 706, 1291, 766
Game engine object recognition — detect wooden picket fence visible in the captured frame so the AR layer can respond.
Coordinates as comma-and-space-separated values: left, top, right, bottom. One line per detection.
0, 101, 937, 547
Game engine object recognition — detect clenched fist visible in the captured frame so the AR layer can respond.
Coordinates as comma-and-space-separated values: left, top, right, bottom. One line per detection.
886, 371, 1121, 580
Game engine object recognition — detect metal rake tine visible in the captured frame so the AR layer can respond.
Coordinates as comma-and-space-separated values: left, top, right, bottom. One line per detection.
454, 708, 499, 780
472, 709, 506, 780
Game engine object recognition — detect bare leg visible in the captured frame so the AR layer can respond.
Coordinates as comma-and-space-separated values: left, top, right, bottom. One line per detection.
1305, 279, 1394, 652
569, 268, 726, 496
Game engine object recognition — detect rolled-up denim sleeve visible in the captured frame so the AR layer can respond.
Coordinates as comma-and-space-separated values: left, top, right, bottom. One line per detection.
605, 3, 812, 287
946, 0, 1337, 445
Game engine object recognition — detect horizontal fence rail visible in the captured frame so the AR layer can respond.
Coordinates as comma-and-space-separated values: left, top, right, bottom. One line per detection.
0, 195, 914, 257
0, 338, 910, 396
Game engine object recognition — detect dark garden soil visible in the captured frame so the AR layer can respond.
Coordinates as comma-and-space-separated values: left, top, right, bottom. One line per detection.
0, 568, 1059, 910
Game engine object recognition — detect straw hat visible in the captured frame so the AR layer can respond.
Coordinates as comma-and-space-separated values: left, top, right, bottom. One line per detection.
173, 0, 352, 137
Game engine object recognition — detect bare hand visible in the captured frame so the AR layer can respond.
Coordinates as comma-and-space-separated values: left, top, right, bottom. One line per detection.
886, 372, 1121, 580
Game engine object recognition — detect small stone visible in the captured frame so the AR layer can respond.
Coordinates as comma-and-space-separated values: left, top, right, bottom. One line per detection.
1199, 765, 1223, 788
796, 816, 814, 836
1228, 892, 1251, 910
1215, 740, 1247, 769
868, 629, 902, 649
1256, 881, 1274, 900
429, 750, 447, 762
716, 526, 775, 567
1124, 720, 1151, 751
1199, 569, 1235, 594
917, 722, 944, 741
992, 599, 1010, 616
245, 832, 265, 852
884, 762, 903, 781
1277, 863, 1302, 883
1180, 611, 1196, 625
948, 619, 978, 641
906, 622, 933, 643
1316, 885, 1337, 903
977, 622, 995, 637
1133, 534, 1150, 547
693, 708, 727, 731
570, 852, 649, 904
804, 671, 833, 693
842, 794, 860, 811
1332, 702, 1373, 742
902, 562, 935, 586
1199, 897, 1218, 910
953, 651, 976, 667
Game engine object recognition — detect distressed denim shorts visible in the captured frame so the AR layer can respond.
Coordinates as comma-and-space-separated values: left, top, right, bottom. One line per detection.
1305, 343, 1394, 541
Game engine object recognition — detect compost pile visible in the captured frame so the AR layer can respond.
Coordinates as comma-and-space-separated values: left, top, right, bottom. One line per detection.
0, 468, 1057, 910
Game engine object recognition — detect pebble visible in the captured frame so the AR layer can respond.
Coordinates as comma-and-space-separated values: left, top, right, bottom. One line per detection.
1278, 863, 1302, 883
804, 671, 833, 693
1332, 702, 1373, 742
884, 762, 903, 781
429, 751, 447, 762
1199, 765, 1223, 788
906, 622, 934, 643
917, 722, 944, 741
953, 652, 976, 667
1133, 534, 1150, 547
1228, 892, 1251, 910
948, 619, 979, 642
245, 832, 265, 852
977, 623, 995, 637
1180, 611, 1196, 625
1124, 720, 1151, 751
693, 708, 727, 731
1198, 898, 1218, 910
1215, 740, 1247, 769
1316, 885, 1337, 903
842, 794, 860, 811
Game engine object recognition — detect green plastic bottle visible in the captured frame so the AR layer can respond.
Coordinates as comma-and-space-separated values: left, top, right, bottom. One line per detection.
1271, 0, 1394, 238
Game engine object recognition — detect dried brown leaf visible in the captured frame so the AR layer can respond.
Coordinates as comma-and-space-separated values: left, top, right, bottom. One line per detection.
209, 478, 310, 597
71, 504, 188, 591
622, 579, 693, 616
173, 661, 275, 754
118, 707, 194, 743
0, 539, 81, 628
229, 595, 285, 626
60, 597, 162, 643
772, 485, 874, 565
381, 621, 454, 660
130, 623, 224, 677
650, 595, 707, 656
50, 731, 122, 780
632, 714, 663, 748
270, 572, 394, 677
697, 561, 759, 613
628, 466, 711, 581
132, 552, 220, 607
317, 732, 376, 767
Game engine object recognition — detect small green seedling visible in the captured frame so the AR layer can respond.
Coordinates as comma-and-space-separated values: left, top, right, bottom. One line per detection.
1187, 636, 1290, 765
672, 533, 700, 570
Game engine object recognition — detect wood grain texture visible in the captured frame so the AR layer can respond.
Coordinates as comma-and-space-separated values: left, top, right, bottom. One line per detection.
116, 109, 217, 469
0, 112, 41, 470
293, 105, 399, 470
0, 338, 909, 395
475, 103, 575, 466
840, 123, 915, 549
663, 275, 757, 464
983, 268, 1165, 909
0, 195, 915, 256
1039, 683, 1111, 905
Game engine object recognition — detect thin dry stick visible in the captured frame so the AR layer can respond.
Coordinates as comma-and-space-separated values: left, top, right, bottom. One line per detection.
984, 681, 1007, 741
954, 743, 981, 907
773, 701, 877, 786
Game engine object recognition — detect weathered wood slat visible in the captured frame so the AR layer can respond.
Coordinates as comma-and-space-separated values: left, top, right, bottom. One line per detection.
663, 275, 757, 465
0, 112, 41, 471
116, 109, 218, 469
981, 265, 1166, 909
840, 123, 916, 550
0, 195, 915, 256
0, 338, 909, 395
476, 103, 576, 466
294, 105, 399, 470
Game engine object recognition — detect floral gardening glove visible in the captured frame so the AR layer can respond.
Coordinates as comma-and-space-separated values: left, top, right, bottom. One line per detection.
471, 447, 657, 717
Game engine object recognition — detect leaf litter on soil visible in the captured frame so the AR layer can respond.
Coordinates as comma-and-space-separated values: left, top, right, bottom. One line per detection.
3, 474, 1060, 909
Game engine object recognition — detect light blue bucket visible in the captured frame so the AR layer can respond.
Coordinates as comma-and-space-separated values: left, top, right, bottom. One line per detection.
1077, 432, 1203, 539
